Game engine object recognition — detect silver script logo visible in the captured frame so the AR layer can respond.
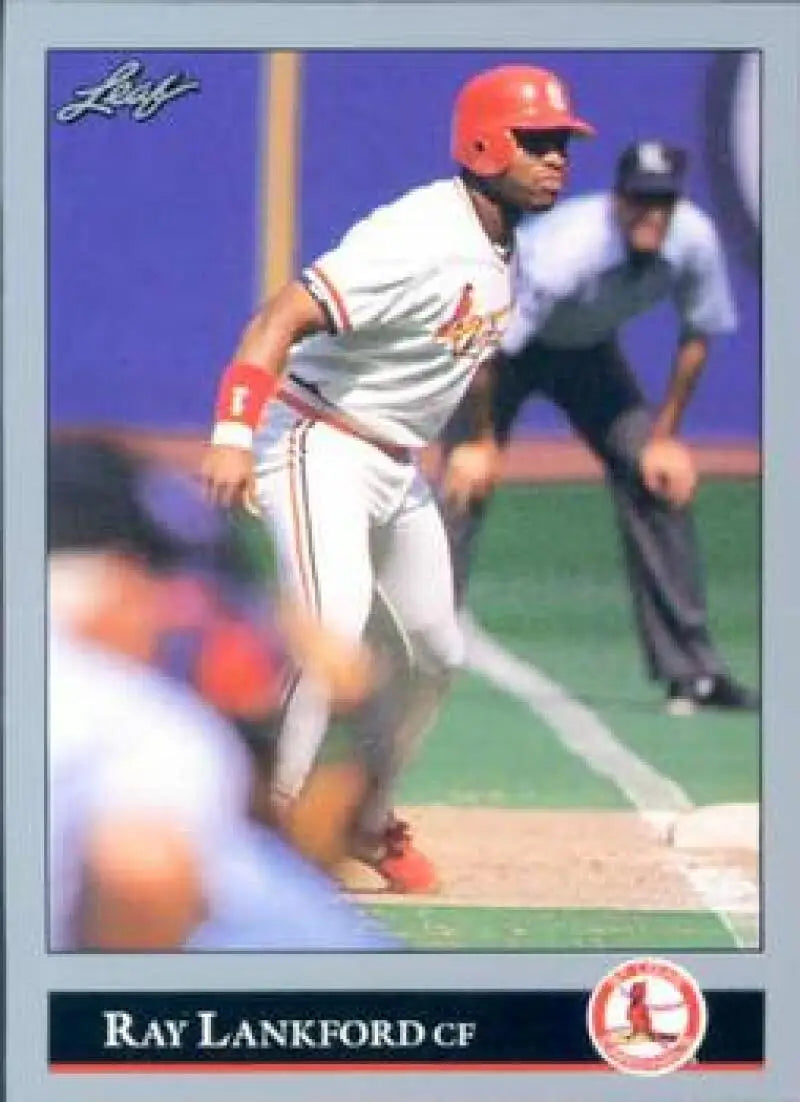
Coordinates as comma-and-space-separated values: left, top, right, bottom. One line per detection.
56, 59, 200, 123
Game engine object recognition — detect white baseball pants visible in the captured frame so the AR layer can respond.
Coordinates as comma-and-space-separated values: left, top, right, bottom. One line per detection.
254, 400, 464, 823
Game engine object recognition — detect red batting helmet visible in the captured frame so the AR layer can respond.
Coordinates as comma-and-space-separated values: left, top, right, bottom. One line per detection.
451, 65, 594, 176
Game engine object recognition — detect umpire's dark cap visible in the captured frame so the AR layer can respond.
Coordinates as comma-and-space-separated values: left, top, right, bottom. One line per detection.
615, 141, 688, 197
49, 437, 187, 569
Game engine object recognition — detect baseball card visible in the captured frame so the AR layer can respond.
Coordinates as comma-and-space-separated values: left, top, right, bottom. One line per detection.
3, 0, 799, 1098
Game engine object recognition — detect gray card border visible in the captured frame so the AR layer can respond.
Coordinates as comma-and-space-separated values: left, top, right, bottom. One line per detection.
4, 2, 799, 1099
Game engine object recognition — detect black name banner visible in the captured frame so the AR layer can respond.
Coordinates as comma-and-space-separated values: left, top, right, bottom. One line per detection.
49, 989, 764, 1072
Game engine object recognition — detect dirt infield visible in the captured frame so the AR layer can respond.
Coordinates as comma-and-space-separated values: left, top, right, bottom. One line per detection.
423, 438, 761, 483
54, 428, 760, 483
356, 805, 759, 912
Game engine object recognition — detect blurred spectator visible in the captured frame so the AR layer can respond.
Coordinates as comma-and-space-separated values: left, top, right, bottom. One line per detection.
48, 436, 395, 950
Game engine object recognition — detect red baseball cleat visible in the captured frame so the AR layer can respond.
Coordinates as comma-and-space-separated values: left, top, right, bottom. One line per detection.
372, 818, 441, 895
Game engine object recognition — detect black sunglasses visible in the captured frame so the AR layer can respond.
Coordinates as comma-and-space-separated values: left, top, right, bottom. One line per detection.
512, 129, 572, 157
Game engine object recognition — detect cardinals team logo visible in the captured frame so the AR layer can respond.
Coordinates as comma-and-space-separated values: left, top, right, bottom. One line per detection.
587, 958, 707, 1076
435, 283, 508, 361
435, 283, 480, 355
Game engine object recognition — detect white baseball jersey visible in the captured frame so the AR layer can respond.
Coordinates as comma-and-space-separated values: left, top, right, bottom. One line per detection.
274, 177, 512, 449
49, 628, 252, 949
251, 176, 509, 810
502, 193, 737, 355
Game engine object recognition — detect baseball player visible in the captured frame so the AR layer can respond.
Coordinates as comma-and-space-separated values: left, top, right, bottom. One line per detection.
49, 437, 395, 950
203, 65, 594, 891
441, 140, 758, 715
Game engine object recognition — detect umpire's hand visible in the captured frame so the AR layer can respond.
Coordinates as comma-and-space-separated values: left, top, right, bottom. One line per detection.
202, 444, 257, 511
442, 438, 502, 511
639, 437, 697, 507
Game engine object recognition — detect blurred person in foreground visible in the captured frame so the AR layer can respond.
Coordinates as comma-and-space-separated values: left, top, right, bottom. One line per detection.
48, 436, 395, 951
441, 141, 759, 715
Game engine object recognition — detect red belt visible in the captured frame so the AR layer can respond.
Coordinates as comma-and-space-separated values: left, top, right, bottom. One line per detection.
278, 389, 414, 464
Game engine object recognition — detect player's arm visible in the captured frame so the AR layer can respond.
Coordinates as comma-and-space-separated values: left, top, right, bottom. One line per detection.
442, 287, 552, 510
641, 331, 708, 507
641, 217, 736, 507
443, 222, 564, 509
203, 283, 328, 509
639, 335, 705, 508
80, 693, 255, 949
79, 817, 206, 949
442, 353, 504, 510
656, 215, 736, 440
651, 332, 709, 439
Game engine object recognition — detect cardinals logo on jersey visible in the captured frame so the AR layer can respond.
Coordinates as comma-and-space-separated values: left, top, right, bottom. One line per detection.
435, 283, 509, 362
436, 283, 479, 353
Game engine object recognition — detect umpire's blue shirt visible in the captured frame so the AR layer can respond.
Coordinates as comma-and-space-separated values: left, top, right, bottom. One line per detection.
502, 193, 737, 355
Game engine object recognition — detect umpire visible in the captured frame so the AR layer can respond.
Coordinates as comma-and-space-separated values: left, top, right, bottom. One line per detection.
441, 140, 758, 714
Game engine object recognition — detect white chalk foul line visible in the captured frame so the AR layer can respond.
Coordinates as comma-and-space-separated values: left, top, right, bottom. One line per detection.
461, 615, 760, 949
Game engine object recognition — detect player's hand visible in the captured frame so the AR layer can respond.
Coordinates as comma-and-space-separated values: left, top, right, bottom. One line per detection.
442, 439, 502, 511
277, 601, 375, 711
639, 437, 697, 507
202, 444, 256, 511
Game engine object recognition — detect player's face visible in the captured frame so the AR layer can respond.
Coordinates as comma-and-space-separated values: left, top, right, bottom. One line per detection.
615, 193, 677, 254
80, 555, 166, 664
499, 129, 571, 211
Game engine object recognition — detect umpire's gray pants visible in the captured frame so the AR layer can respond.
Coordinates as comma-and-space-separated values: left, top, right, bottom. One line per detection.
439, 338, 726, 684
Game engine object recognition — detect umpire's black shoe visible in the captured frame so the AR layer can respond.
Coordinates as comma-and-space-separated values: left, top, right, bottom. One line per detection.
666, 675, 760, 716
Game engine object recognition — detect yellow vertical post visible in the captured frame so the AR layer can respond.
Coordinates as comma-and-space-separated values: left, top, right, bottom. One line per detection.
260, 51, 302, 302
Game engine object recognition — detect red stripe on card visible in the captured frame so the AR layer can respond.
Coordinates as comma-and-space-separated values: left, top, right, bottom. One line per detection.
50, 1060, 765, 1075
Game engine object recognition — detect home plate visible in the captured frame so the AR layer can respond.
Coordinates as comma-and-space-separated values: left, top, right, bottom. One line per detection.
667, 803, 759, 852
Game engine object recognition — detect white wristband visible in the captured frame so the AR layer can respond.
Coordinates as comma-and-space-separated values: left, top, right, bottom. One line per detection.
211, 421, 254, 449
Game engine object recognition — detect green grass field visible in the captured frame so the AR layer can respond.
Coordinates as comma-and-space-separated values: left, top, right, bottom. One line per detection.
374, 478, 761, 950
370, 905, 736, 952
